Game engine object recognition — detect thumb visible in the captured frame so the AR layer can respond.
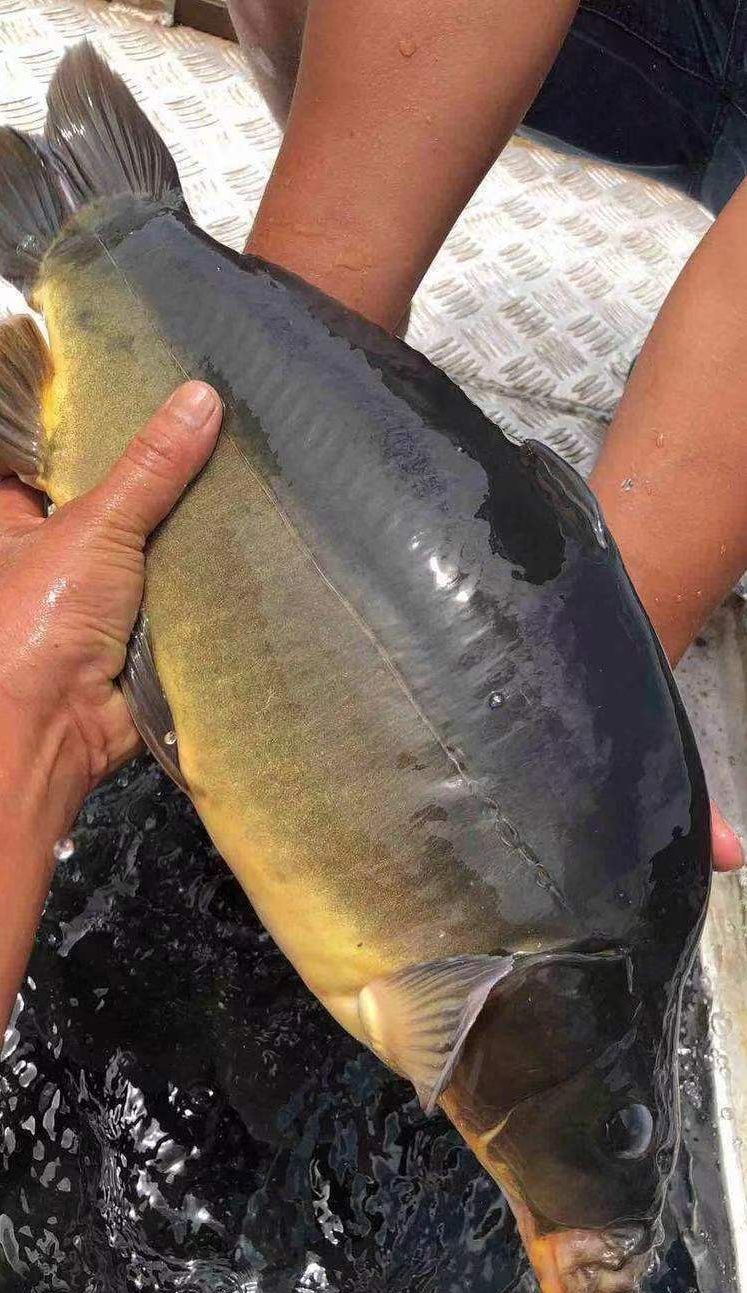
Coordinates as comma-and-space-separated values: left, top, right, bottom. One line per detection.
89, 382, 222, 539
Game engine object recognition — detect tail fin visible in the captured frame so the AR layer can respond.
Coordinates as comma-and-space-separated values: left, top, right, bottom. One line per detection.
0, 131, 70, 297
0, 314, 51, 483
0, 43, 183, 298
45, 42, 183, 207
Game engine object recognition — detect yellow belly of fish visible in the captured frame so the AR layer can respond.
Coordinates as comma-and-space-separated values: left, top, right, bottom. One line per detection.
37, 273, 460, 1046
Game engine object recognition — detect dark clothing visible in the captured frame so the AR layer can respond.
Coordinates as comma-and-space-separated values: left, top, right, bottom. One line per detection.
525, 0, 747, 212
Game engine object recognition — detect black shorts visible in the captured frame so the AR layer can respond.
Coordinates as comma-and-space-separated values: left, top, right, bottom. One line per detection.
525, 0, 747, 212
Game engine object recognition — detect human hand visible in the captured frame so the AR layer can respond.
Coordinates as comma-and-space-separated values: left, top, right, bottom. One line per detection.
711, 800, 743, 871
0, 381, 222, 814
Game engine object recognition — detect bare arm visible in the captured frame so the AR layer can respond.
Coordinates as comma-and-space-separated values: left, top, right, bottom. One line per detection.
247, 0, 580, 327
0, 720, 86, 1031
590, 179, 747, 667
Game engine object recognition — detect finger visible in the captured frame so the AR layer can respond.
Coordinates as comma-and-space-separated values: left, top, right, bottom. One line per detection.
711, 800, 744, 872
0, 475, 45, 528
86, 382, 222, 539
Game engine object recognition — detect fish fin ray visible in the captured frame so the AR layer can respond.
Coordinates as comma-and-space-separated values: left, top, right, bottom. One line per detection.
45, 42, 184, 207
0, 314, 52, 482
524, 440, 608, 551
0, 129, 71, 298
358, 954, 522, 1114
121, 612, 188, 793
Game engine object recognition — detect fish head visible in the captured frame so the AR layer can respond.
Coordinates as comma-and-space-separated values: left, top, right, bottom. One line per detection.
441, 949, 684, 1293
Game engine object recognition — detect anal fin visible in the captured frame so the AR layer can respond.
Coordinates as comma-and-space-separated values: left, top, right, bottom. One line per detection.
121, 612, 187, 794
359, 954, 523, 1114
0, 314, 51, 483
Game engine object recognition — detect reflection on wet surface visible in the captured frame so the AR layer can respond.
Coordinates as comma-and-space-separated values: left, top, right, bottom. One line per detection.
0, 760, 736, 1291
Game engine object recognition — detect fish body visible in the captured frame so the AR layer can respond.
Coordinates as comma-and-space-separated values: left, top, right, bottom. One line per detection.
0, 46, 711, 1292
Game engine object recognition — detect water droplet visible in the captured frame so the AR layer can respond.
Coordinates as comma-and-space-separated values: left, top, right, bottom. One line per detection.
53, 837, 75, 862
164, 730, 177, 747
655, 433, 665, 448
488, 690, 506, 709
16, 1061, 36, 1089
621, 478, 635, 492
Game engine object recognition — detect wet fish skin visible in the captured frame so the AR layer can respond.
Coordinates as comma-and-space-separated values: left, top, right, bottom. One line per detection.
38, 194, 709, 1256
0, 46, 711, 1292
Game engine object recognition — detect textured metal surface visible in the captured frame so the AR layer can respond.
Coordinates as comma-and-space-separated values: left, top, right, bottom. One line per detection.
0, 2, 744, 1291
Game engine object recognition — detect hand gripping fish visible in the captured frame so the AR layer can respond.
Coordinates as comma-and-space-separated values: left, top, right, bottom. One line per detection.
0, 44, 711, 1293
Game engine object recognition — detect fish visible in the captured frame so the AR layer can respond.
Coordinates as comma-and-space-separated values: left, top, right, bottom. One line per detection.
0, 43, 711, 1293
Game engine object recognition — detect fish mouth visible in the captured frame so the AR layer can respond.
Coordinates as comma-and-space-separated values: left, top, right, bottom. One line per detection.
507, 1191, 657, 1293
527, 1225, 653, 1293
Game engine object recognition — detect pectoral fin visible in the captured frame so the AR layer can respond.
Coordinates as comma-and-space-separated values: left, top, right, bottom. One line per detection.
358, 954, 521, 1114
523, 439, 607, 551
121, 613, 187, 794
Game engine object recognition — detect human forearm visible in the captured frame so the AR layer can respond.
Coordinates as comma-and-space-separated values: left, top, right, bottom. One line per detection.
247, 0, 580, 328
0, 708, 87, 1031
590, 179, 747, 665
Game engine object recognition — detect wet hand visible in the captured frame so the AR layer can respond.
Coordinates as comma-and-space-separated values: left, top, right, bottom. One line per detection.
0, 381, 222, 803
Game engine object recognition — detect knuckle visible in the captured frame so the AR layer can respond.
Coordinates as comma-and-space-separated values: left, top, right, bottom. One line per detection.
125, 420, 185, 480
61, 492, 143, 552
59, 494, 106, 537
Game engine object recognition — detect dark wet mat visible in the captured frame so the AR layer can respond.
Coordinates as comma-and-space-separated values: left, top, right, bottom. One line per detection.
0, 760, 736, 1291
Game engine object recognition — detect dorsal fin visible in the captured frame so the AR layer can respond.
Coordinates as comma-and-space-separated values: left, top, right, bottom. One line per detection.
45, 42, 184, 207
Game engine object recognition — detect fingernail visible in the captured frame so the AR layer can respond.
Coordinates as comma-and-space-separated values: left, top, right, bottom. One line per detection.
166, 381, 220, 430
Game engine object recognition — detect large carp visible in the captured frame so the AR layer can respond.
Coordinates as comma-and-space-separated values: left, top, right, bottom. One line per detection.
0, 44, 710, 1293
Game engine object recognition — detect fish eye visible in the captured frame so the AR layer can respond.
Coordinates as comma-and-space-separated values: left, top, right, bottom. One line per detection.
602, 1104, 654, 1160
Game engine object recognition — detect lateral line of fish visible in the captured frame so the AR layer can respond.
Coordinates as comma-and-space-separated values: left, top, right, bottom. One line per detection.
93, 228, 573, 917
